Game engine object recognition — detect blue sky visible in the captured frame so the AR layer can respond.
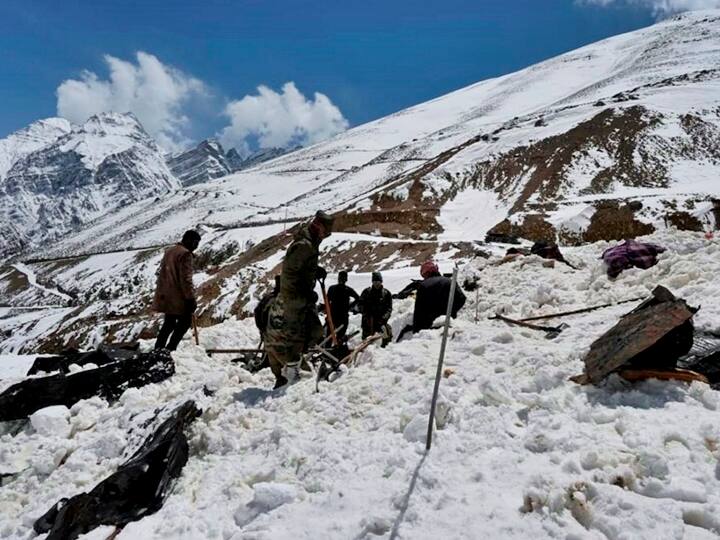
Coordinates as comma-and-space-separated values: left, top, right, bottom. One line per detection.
0, 0, 672, 151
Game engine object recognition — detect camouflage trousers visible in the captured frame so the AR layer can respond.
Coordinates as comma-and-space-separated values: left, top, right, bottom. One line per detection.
265, 341, 305, 381
265, 295, 322, 382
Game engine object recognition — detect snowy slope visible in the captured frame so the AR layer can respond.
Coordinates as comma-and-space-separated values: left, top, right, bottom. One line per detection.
3, 14, 720, 538
0, 113, 179, 258
36, 9, 720, 261
3, 11, 720, 353
1, 229, 720, 539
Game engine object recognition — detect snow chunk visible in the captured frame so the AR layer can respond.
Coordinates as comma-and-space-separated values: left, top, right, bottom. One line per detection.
234, 482, 298, 527
30, 405, 71, 438
403, 415, 428, 443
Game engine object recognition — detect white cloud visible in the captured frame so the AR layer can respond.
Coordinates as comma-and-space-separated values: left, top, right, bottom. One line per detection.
219, 82, 349, 155
56, 52, 207, 150
579, 0, 720, 16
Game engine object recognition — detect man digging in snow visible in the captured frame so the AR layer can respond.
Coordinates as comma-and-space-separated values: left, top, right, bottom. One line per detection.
324, 270, 360, 341
152, 230, 201, 351
411, 260, 466, 334
360, 271, 393, 347
265, 211, 333, 388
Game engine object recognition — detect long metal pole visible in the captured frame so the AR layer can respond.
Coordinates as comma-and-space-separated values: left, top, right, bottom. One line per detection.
426, 267, 458, 451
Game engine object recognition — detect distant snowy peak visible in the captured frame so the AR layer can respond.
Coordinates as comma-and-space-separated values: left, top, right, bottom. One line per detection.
225, 147, 245, 171
60, 113, 165, 171
0, 118, 72, 180
168, 140, 292, 186
168, 139, 233, 186
0, 112, 178, 259
239, 146, 292, 170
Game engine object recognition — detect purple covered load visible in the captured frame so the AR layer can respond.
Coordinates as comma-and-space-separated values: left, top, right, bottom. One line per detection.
601, 239, 666, 278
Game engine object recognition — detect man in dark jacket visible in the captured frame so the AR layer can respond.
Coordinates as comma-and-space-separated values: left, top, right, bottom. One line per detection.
412, 260, 466, 332
325, 270, 360, 340
360, 272, 393, 346
152, 230, 201, 351
265, 211, 333, 387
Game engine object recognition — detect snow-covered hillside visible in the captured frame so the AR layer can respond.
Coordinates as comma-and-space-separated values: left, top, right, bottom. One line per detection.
34, 10, 720, 261
2, 229, 720, 539
0, 113, 178, 258
3, 12, 720, 539
2, 10, 720, 354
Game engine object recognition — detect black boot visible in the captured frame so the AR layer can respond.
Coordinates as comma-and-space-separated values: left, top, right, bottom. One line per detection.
273, 375, 288, 390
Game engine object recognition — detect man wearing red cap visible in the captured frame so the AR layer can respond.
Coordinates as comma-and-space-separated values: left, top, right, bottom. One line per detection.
412, 260, 466, 332
265, 211, 333, 388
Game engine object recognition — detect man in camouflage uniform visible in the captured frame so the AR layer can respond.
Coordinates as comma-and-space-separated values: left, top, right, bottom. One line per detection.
265, 211, 333, 388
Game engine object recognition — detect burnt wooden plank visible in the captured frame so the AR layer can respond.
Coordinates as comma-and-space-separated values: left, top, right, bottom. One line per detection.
583, 300, 694, 383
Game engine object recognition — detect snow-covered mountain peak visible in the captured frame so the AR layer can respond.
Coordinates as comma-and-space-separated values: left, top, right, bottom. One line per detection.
668, 8, 720, 22
79, 112, 147, 137
58, 112, 162, 170
0, 118, 72, 180
0, 112, 178, 258
199, 139, 223, 152
167, 139, 291, 186
21, 117, 72, 139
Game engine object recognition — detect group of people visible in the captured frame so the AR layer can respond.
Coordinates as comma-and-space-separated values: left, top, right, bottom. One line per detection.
151, 210, 466, 389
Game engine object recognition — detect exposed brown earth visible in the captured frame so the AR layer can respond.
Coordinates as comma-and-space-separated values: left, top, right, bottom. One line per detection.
465, 106, 666, 213
0, 267, 29, 296
488, 215, 558, 243
321, 239, 486, 274
582, 202, 656, 243
333, 209, 441, 238
666, 211, 704, 232
345, 105, 720, 248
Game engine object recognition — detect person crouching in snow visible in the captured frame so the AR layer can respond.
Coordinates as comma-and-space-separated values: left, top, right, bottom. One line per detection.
152, 230, 201, 351
360, 272, 393, 347
265, 211, 333, 388
412, 260, 466, 333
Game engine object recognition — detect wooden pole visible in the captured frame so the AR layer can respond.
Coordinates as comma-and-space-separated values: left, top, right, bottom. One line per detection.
474, 287, 479, 323
426, 267, 458, 451
518, 296, 645, 322
489, 313, 563, 333
206, 348, 263, 356
319, 278, 338, 347
192, 315, 199, 346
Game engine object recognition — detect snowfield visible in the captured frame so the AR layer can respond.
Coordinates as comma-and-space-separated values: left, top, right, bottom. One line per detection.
1, 229, 719, 539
